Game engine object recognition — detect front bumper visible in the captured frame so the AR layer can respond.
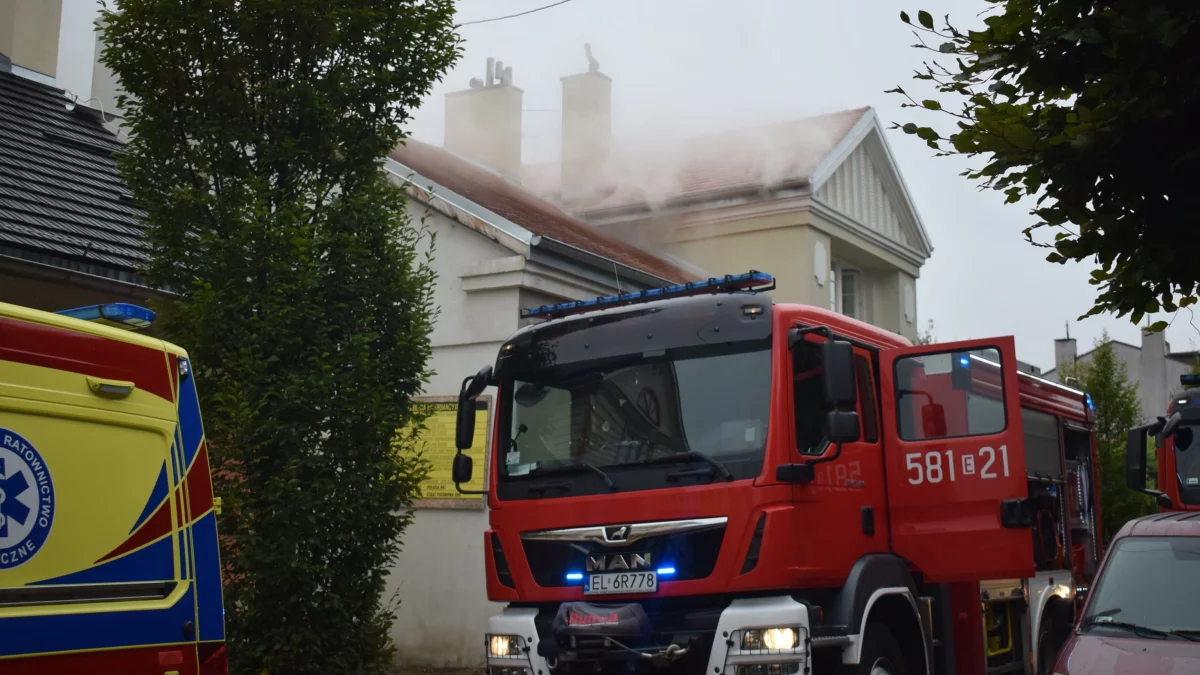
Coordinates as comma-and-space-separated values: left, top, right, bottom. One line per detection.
484, 595, 811, 675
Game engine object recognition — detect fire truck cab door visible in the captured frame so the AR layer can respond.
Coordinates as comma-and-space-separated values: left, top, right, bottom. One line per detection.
879, 336, 1034, 582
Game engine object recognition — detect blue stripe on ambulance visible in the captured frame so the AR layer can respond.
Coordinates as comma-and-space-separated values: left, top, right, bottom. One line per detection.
0, 585, 197, 658
28, 535, 176, 586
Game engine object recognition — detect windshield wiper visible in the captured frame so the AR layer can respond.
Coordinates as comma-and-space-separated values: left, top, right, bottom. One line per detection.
524, 462, 618, 492
1081, 618, 1169, 640
637, 451, 734, 481
1165, 629, 1200, 642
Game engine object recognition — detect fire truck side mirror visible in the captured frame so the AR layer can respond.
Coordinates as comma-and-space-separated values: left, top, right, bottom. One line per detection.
1162, 411, 1183, 438
1125, 424, 1150, 493
452, 452, 474, 484
824, 410, 860, 444
456, 365, 493, 451
456, 390, 478, 451
820, 339, 857, 409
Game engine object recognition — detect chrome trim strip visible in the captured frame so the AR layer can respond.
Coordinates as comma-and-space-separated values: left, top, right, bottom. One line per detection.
521, 517, 728, 547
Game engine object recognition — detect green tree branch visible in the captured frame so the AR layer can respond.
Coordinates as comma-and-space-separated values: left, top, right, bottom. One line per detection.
892, 2, 1200, 328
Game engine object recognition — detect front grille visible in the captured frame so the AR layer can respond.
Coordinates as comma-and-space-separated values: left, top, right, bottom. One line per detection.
531, 596, 727, 675
521, 526, 725, 587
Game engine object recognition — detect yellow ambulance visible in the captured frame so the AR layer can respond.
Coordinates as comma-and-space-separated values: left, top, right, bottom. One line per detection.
0, 301, 226, 674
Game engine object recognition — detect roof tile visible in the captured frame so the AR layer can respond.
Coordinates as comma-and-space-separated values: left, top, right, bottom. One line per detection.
0, 70, 145, 278
389, 139, 697, 283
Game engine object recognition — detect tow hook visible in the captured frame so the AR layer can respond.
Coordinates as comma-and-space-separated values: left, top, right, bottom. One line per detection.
647, 643, 690, 666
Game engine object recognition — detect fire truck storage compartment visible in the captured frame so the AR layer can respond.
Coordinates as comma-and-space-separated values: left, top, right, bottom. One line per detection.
1063, 423, 1098, 578
1021, 407, 1068, 571
980, 580, 1029, 675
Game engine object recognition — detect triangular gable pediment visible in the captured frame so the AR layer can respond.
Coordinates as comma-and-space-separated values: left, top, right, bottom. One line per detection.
811, 112, 933, 259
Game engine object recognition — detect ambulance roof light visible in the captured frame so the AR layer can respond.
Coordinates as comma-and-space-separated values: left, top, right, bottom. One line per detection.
56, 303, 156, 330
1182, 374, 1200, 388
520, 271, 776, 320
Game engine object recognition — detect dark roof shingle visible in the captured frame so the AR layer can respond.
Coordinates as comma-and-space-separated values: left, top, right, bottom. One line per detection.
0, 70, 146, 281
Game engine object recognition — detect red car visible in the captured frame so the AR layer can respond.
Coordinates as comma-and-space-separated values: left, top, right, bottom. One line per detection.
1051, 512, 1200, 674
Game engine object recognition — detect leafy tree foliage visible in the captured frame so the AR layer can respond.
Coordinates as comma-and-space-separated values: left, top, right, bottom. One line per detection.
891, 3, 1200, 329
99, 2, 461, 673
1056, 333, 1152, 543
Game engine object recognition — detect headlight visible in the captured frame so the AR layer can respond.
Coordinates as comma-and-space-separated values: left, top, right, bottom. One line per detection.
736, 664, 801, 675
741, 627, 799, 651
488, 634, 523, 658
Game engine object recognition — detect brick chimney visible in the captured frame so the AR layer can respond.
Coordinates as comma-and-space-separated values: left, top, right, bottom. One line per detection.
443, 58, 523, 179
559, 44, 611, 199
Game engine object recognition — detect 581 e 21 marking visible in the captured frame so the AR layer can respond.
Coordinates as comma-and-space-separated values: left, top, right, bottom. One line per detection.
905, 445, 1011, 485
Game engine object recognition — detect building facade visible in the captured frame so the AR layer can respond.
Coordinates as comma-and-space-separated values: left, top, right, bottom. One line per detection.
1044, 330, 1198, 423
517, 61, 935, 341
382, 134, 696, 667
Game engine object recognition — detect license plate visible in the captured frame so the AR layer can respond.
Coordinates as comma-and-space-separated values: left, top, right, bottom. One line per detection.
584, 571, 658, 595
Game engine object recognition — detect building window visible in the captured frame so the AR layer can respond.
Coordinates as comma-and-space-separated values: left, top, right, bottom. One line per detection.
830, 264, 866, 321
841, 268, 860, 319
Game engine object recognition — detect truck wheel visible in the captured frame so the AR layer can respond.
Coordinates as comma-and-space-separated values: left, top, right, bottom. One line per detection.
844, 621, 907, 675
1038, 626, 1065, 675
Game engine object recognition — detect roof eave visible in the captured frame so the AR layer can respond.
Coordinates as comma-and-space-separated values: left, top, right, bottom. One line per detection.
531, 236, 681, 287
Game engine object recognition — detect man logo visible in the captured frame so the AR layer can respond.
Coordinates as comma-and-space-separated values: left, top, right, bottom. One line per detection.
586, 553, 651, 572
604, 525, 630, 542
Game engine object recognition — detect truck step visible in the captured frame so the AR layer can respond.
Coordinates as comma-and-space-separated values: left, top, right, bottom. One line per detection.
985, 663, 1025, 675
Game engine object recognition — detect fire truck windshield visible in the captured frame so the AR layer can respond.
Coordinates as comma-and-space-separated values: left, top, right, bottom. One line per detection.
497, 341, 771, 498
1175, 423, 1200, 505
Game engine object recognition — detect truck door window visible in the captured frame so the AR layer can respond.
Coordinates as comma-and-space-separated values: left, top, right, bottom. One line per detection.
855, 355, 878, 443
793, 340, 826, 454
1175, 423, 1200, 505
895, 348, 1007, 441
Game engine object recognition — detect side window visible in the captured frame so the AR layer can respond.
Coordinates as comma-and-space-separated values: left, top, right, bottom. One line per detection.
1022, 407, 1062, 479
855, 355, 878, 443
895, 348, 1006, 441
793, 340, 827, 455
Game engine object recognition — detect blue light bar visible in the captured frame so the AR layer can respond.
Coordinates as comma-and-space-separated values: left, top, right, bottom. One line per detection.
656, 566, 677, 576
565, 572, 584, 582
520, 271, 776, 320
1183, 374, 1200, 388
56, 303, 156, 330
1085, 394, 1094, 410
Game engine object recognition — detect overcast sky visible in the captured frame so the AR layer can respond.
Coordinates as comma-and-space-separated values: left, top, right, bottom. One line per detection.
61, 0, 1196, 372
407, 0, 1197, 372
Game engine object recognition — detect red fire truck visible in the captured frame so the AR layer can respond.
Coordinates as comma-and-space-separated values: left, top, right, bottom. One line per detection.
451, 272, 1102, 675
1125, 373, 1200, 512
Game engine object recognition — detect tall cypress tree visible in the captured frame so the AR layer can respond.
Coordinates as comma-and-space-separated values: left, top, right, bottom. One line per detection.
98, 2, 462, 672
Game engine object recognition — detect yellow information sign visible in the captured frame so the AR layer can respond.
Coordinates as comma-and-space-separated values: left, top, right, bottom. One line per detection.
406, 397, 489, 502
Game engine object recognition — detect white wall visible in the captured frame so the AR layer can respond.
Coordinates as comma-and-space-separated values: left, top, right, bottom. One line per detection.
387, 193, 653, 667
385, 202, 518, 668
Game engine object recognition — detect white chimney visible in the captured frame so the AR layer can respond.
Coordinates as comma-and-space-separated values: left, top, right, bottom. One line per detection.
559, 44, 611, 199
443, 57, 523, 179
1054, 337, 1077, 379
1141, 328, 1168, 420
